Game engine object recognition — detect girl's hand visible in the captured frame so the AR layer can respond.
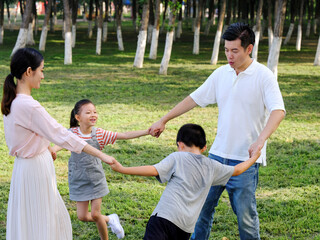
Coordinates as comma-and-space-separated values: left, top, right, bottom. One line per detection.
48, 146, 57, 161
110, 159, 123, 173
100, 153, 116, 165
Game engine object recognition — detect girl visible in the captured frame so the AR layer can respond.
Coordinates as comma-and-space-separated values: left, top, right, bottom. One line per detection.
1, 48, 115, 240
53, 99, 149, 240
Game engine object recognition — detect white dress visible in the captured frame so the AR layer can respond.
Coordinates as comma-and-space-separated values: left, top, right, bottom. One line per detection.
3, 94, 87, 240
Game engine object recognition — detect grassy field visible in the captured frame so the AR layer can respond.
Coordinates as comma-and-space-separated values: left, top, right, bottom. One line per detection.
0, 20, 319, 239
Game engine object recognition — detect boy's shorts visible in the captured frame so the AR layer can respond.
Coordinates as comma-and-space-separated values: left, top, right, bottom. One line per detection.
143, 214, 191, 240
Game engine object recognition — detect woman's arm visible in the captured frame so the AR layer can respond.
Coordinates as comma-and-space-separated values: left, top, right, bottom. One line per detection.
116, 129, 149, 140
82, 144, 115, 165
110, 159, 159, 176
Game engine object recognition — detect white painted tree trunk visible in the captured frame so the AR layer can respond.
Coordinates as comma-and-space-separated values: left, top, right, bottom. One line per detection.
103, 22, 108, 42
117, 26, 124, 51
252, 31, 260, 60
149, 28, 159, 59
296, 24, 302, 51
176, 21, 182, 38
64, 32, 72, 64
268, 27, 273, 50
0, 26, 3, 44
96, 27, 102, 55
39, 26, 48, 51
211, 30, 222, 65
193, 25, 200, 54
88, 20, 93, 38
284, 23, 294, 45
159, 31, 174, 75
267, 36, 282, 76
134, 30, 147, 68
72, 25, 76, 48
314, 35, 320, 66
12, 28, 28, 55
147, 24, 153, 43
27, 22, 35, 45
204, 20, 211, 36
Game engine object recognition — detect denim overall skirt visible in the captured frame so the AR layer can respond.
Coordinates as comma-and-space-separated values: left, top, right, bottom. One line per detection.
68, 127, 109, 201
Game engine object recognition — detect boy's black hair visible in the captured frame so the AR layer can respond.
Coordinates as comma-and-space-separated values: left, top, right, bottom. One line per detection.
176, 124, 206, 149
222, 22, 255, 49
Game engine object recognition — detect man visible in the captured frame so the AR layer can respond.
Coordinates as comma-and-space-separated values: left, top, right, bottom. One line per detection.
148, 23, 285, 240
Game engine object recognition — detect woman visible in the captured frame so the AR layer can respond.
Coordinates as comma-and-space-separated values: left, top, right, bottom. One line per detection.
1, 48, 115, 240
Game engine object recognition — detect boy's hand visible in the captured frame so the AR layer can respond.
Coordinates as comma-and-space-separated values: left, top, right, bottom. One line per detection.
48, 146, 57, 161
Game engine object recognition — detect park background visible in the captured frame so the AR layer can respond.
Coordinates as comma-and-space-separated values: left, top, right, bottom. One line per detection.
0, 0, 320, 239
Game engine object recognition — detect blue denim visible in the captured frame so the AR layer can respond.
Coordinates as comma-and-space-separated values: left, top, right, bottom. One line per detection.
191, 154, 260, 240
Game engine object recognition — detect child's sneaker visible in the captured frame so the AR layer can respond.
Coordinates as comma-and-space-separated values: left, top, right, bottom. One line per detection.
108, 214, 125, 239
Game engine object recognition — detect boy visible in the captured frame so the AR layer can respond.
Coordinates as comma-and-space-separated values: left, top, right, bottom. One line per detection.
110, 124, 261, 240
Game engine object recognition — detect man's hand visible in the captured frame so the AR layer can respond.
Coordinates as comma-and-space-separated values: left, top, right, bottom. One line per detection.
248, 138, 265, 158
148, 119, 166, 138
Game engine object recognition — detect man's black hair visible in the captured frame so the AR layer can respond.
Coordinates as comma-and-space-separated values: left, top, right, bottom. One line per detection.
176, 124, 206, 149
222, 22, 255, 49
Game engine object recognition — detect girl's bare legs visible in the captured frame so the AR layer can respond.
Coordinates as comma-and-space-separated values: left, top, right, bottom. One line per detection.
77, 199, 110, 240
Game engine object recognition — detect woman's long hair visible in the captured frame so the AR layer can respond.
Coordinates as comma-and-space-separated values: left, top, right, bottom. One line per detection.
1, 48, 44, 116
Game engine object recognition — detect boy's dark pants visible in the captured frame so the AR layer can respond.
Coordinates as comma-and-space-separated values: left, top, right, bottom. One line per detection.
143, 214, 191, 240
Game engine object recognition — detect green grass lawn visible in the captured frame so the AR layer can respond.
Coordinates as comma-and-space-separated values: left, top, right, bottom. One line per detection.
0, 20, 319, 239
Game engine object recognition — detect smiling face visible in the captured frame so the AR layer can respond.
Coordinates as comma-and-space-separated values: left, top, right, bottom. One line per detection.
75, 103, 98, 129
29, 60, 44, 90
224, 39, 253, 74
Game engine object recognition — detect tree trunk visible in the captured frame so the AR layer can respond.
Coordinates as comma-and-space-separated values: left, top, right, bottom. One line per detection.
159, 0, 177, 75
296, 0, 304, 51
134, 0, 149, 67
0, 0, 4, 44
63, 0, 72, 64
132, 0, 138, 31
314, 0, 320, 34
314, 35, 320, 65
267, 0, 287, 76
72, 0, 79, 48
115, 0, 124, 50
147, 0, 154, 43
252, 0, 263, 60
39, 0, 53, 51
176, 0, 183, 38
160, 0, 168, 33
26, 1, 36, 46
88, 0, 93, 38
211, 0, 226, 65
103, 0, 109, 42
306, 0, 313, 37
267, 0, 273, 50
204, 0, 215, 35
11, 0, 33, 55
284, 0, 295, 45
96, 0, 103, 55
193, 0, 203, 54
6, 0, 12, 31
149, 0, 161, 59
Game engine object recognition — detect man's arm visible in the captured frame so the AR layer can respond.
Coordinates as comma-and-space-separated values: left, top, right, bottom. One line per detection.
233, 151, 261, 176
149, 96, 198, 137
249, 109, 285, 157
110, 159, 159, 176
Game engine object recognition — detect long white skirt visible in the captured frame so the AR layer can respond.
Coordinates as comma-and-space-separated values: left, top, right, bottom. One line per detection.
6, 150, 72, 240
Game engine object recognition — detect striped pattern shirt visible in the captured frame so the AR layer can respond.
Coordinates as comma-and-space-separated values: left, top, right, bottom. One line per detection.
70, 127, 118, 150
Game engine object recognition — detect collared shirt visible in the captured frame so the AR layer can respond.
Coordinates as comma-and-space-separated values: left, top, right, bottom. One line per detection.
190, 60, 285, 165
3, 94, 87, 158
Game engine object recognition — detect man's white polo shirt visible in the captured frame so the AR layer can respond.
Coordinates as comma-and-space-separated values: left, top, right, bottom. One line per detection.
190, 59, 285, 166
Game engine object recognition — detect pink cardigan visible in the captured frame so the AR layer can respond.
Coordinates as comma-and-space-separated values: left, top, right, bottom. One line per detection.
3, 94, 87, 158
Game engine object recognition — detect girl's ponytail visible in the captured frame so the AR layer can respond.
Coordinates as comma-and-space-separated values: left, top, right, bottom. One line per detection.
1, 74, 17, 116
70, 108, 79, 128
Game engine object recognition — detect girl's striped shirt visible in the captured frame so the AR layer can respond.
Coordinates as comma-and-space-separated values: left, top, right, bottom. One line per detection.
70, 127, 118, 150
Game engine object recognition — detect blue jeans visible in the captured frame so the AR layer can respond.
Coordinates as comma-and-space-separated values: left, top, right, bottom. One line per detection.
191, 154, 260, 240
